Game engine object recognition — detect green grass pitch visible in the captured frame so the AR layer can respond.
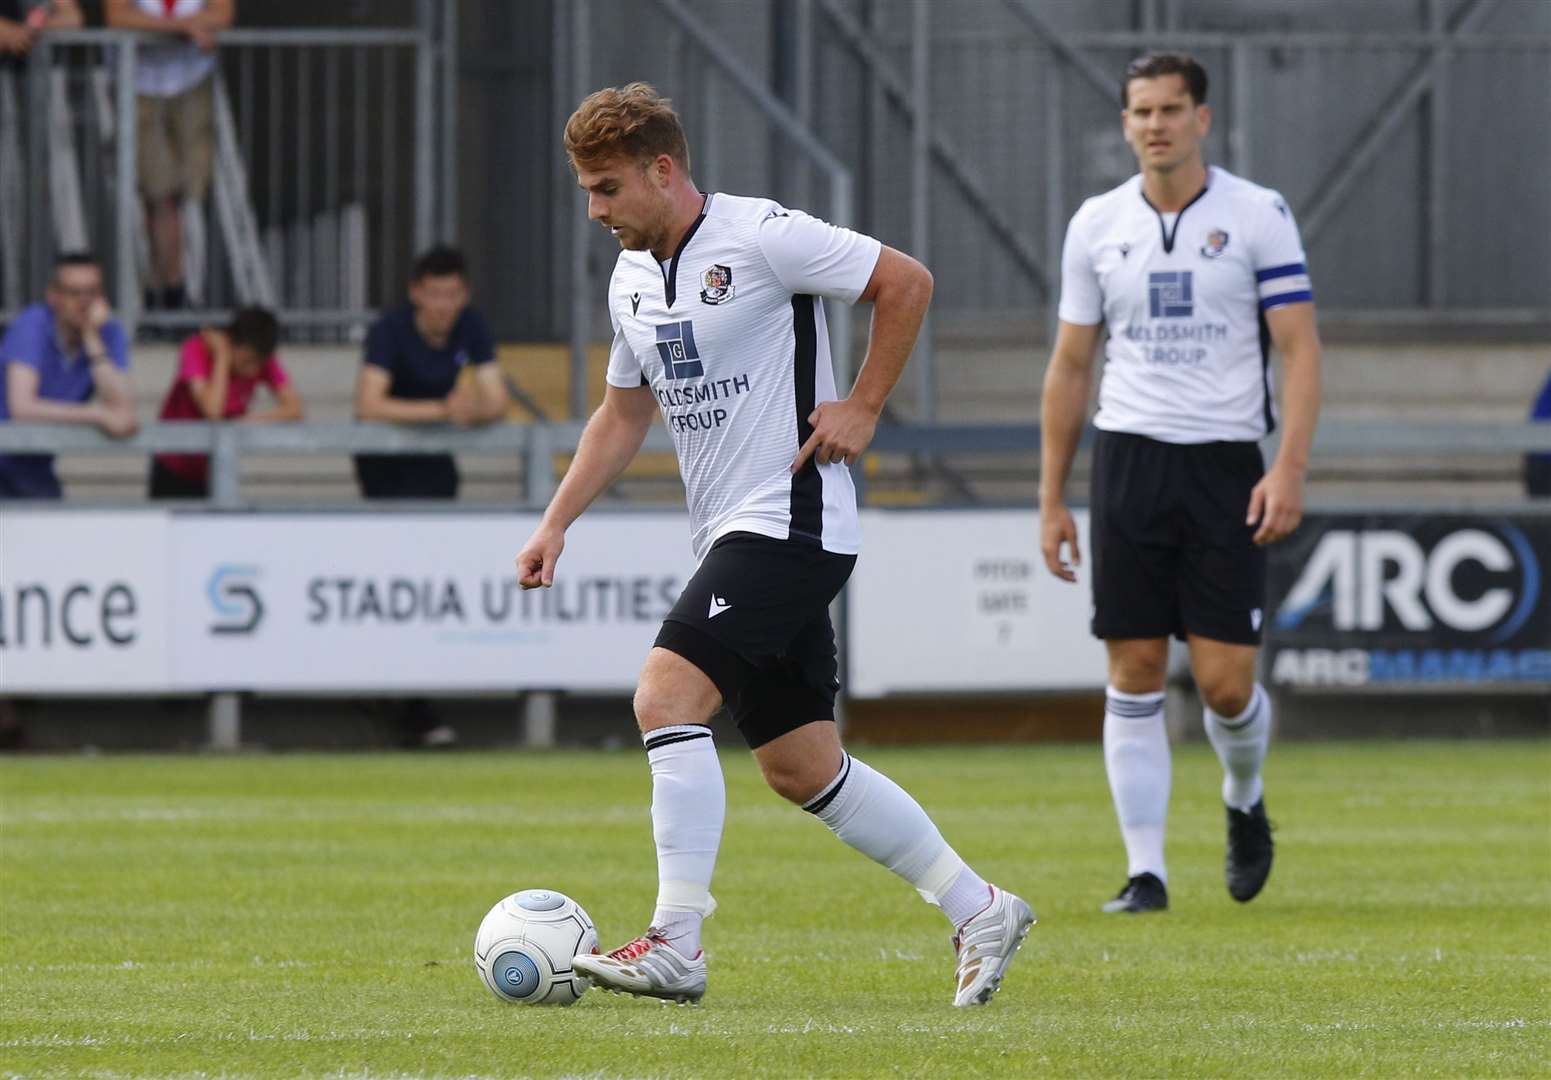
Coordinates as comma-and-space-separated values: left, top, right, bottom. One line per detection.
2, 739, 1548, 1078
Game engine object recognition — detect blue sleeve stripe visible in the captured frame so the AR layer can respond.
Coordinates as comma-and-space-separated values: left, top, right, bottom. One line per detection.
1260, 290, 1313, 310
1255, 262, 1306, 282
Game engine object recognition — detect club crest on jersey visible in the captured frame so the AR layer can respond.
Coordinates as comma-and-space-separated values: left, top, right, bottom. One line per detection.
700, 263, 735, 306
1201, 228, 1230, 259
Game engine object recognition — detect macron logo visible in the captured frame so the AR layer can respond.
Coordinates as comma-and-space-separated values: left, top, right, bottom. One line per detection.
708, 595, 732, 619
1251, 608, 1264, 631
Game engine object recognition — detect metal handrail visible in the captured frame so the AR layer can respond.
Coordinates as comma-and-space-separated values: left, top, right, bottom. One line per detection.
3, 419, 1545, 454
1, 416, 1545, 512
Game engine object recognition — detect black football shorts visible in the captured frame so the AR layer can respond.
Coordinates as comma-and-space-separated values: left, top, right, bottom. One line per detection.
1088, 430, 1267, 646
654, 531, 856, 748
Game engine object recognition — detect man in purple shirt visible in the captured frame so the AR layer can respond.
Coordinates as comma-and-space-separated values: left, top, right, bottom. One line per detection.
0, 251, 139, 498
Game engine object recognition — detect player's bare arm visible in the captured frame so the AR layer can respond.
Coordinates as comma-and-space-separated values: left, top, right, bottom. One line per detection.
1038, 319, 1103, 582
791, 246, 932, 473
1248, 300, 1321, 546
516, 381, 657, 589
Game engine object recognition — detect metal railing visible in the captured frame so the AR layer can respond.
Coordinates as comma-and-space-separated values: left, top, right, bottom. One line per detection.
0, 419, 1544, 510
0, 19, 454, 337
548, 1, 1550, 433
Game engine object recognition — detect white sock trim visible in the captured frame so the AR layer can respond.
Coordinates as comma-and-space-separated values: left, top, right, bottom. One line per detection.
654, 879, 717, 917
1105, 686, 1166, 719
1105, 686, 1166, 704
801, 753, 851, 815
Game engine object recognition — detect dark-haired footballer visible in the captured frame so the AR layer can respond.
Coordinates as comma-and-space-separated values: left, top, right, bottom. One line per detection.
1040, 52, 1323, 914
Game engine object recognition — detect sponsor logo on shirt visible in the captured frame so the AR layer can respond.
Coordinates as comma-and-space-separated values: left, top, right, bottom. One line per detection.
1147, 270, 1194, 318
650, 318, 756, 433
655, 320, 704, 380
700, 263, 735, 306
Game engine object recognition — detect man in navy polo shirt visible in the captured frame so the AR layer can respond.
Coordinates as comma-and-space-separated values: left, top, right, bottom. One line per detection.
352, 246, 508, 499
0, 251, 139, 499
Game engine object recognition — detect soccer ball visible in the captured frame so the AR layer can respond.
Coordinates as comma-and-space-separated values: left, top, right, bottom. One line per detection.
474, 889, 599, 1005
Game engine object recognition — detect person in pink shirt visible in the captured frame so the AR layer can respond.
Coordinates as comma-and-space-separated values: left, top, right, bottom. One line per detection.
149, 305, 303, 498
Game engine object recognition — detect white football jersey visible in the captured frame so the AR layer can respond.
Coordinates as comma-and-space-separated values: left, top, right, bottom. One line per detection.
1059, 165, 1313, 444
605, 193, 882, 561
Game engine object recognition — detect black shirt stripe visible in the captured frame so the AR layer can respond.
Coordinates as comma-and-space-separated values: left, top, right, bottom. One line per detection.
789, 294, 823, 543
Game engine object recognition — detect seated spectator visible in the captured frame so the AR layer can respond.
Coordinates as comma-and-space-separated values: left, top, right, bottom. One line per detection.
0, 251, 137, 499
353, 245, 509, 500
148, 305, 303, 499
0, 0, 83, 58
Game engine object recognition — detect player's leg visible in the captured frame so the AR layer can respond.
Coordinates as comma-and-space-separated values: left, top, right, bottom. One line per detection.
756, 720, 1034, 1007
1088, 432, 1182, 913
571, 643, 723, 1003
1189, 634, 1274, 901
1190, 634, 1264, 804
1100, 637, 1172, 913
1179, 439, 1275, 901
755, 718, 990, 924
748, 628, 1034, 1007
634, 644, 725, 954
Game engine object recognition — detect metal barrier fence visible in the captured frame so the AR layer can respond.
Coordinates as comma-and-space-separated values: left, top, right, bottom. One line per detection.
0, 21, 454, 337
0, 419, 1545, 509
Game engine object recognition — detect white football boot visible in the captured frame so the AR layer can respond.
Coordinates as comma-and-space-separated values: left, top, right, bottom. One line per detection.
571, 930, 707, 1005
951, 886, 1036, 1007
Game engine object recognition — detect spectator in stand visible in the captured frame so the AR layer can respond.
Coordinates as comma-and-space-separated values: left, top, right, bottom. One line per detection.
352, 245, 509, 500
0, 1, 83, 57
353, 246, 508, 750
0, 251, 137, 500
148, 305, 303, 499
0, 248, 135, 752
104, 0, 234, 312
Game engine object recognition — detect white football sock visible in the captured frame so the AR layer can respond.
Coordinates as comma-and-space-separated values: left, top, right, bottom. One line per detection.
1204, 682, 1272, 811
803, 753, 984, 925
643, 724, 723, 957
936, 866, 995, 928
1104, 687, 1170, 883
